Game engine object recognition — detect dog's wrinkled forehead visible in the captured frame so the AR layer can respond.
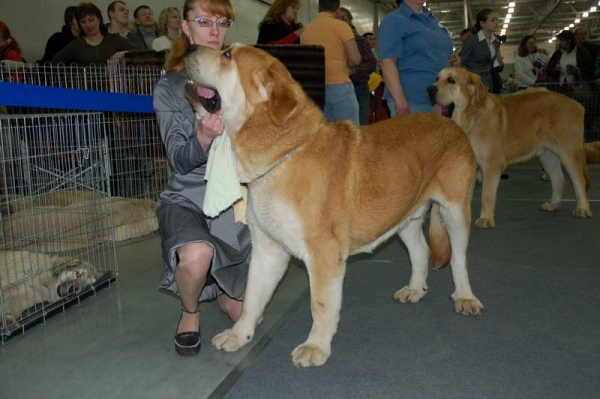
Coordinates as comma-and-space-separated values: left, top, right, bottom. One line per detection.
185, 43, 242, 85
437, 68, 459, 85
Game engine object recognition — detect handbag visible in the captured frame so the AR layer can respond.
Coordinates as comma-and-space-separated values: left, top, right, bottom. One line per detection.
571, 82, 589, 94
569, 67, 592, 102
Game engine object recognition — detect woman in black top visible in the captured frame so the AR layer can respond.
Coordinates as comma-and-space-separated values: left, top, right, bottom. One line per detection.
257, 0, 303, 45
40, 6, 80, 63
51, 2, 137, 66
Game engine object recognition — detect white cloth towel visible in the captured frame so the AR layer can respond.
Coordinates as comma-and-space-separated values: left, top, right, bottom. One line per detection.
203, 131, 245, 220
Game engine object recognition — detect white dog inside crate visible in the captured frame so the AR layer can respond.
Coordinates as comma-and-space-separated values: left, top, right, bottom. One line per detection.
0, 250, 100, 330
2, 190, 159, 252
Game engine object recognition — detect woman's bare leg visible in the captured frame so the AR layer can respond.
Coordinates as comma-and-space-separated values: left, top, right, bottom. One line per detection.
175, 242, 213, 333
217, 295, 243, 322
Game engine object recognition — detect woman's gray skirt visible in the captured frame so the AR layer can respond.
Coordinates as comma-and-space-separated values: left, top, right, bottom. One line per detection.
156, 202, 251, 302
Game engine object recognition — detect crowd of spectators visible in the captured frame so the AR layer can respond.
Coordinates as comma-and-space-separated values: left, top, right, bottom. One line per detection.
4, 1, 600, 115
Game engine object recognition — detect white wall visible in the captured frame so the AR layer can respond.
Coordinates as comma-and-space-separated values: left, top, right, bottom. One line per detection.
3, 0, 379, 63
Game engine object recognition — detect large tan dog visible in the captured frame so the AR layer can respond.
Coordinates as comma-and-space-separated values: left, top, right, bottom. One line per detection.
0, 251, 99, 329
428, 67, 592, 228
184, 44, 483, 367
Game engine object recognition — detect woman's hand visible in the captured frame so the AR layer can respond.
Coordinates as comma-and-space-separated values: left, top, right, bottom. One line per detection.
566, 65, 577, 75
394, 96, 411, 116
497, 53, 504, 67
449, 54, 461, 67
196, 113, 225, 152
536, 70, 547, 83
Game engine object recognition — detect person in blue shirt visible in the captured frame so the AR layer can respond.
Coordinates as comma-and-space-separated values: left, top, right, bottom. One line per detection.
378, 0, 459, 115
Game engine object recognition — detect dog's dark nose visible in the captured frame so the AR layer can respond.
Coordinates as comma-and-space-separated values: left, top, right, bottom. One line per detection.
187, 44, 199, 54
427, 85, 437, 103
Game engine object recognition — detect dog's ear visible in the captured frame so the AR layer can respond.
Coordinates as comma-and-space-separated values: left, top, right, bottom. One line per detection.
467, 72, 487, 103
266, 67, 298, 127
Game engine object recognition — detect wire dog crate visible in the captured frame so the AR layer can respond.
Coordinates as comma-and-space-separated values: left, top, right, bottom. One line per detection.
0, 112, 118, 341
0, 55, 166, 342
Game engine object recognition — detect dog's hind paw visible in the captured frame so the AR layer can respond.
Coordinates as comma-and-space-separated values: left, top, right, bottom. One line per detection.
212, 328, 251, 352
453, 297, 484, 316
291, 343, 330, 367
393, 286, 427, 303
573, 208, 593, 218
475, 217, 495, 228
541, 202, 560, 212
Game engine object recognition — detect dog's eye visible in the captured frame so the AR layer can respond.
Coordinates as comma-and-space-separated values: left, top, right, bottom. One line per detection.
223, 50, 231, 59
448, 77, 456, 84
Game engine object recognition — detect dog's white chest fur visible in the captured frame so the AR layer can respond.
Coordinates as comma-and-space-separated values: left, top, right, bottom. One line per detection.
247, 180, 307, 258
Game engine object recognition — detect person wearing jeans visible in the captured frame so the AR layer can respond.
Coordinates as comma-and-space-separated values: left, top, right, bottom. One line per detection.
301, 0, 361, 124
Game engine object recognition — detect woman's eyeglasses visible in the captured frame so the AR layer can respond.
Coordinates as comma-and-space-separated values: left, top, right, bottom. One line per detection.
186, 18, 233, 28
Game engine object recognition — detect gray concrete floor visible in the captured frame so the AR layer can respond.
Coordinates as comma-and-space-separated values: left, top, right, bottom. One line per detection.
0, 235, 308, 399
1, 164, 598, 398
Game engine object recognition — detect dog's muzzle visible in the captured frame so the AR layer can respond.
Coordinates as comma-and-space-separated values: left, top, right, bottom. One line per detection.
57, 281, 77, 298
427, 85, 454, 118
185, 82, 221, 114
427, 85, 438, 104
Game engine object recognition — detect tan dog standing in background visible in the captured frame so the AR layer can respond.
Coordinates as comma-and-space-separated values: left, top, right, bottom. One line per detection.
428, 67, 592, 228
184, 44, 483, 367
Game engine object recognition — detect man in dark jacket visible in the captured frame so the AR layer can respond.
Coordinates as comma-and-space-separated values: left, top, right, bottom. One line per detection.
132, 5, 159, 49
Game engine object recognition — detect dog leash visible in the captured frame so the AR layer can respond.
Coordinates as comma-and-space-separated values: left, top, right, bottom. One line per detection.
256, 147, 300, 180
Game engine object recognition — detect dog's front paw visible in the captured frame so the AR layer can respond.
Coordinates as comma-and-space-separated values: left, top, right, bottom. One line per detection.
541, 202, 560, 212
291, 343, 330, 367
451, 294, 484, 316
475, 217, 495, 228
212, 328, 252, 352
573, 208, 593, 218
394, 286, 427, 303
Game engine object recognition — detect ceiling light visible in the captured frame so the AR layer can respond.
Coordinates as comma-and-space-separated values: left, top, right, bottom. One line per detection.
564, 26, 570, 30
591, 6, 597, 12
506, 13, 512, 18
569, 23, 575, 27
575, 18, 581, 23
508, 8, 514, 13
504, 17, 511, 23
509, 2, 515, 7
548, 39, 553, 43
501, 29, 506, 35
503, 24, 508, 28
583, 11, 589, 17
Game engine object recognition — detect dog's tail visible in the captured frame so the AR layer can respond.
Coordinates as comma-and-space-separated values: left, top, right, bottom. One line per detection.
429, 202, 451, 269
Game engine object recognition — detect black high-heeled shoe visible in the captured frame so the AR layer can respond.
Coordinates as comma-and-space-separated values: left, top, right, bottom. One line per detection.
174, 305, 201, 356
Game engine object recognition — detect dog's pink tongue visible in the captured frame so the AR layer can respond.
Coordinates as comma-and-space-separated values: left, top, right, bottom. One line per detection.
196, 87, 215, 99
432, 104, 443, 115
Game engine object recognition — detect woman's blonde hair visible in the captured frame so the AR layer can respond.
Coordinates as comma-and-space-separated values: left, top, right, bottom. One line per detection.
158, 7, 180, 36
258, 0, 300, 30
165, 0, 235, 72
